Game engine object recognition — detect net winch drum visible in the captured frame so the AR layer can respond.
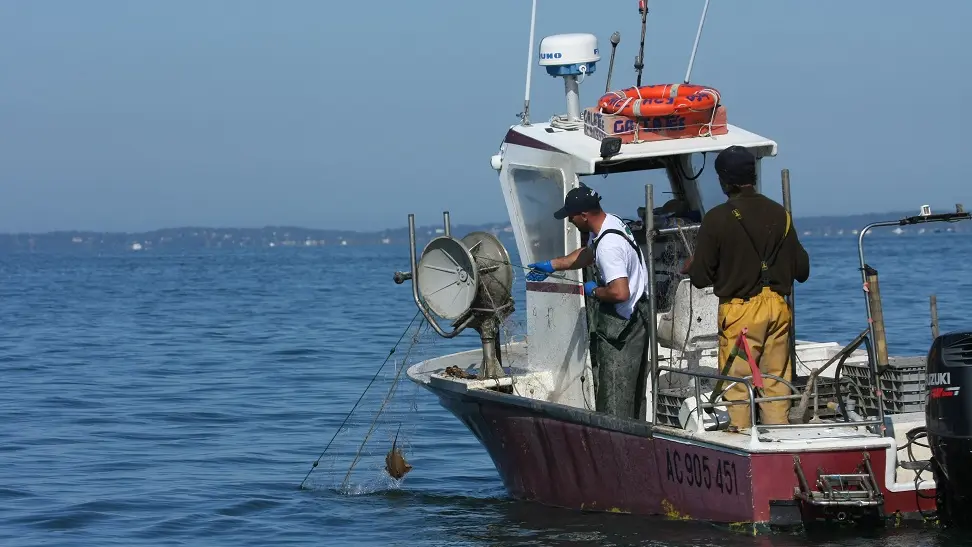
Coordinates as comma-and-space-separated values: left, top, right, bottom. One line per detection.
414, 231, 515, 379
925, 330, 972, 526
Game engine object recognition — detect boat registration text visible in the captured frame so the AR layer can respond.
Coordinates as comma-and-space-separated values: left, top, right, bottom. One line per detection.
665, 447, 740, 495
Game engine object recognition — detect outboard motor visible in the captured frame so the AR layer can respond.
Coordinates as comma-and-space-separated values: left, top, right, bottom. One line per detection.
925, 331, 972, 526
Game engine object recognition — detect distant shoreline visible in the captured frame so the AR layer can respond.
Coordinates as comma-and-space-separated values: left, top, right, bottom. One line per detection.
1, 210, 967, 252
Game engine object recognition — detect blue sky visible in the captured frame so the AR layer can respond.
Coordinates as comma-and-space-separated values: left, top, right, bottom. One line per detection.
0, 1, 968, 233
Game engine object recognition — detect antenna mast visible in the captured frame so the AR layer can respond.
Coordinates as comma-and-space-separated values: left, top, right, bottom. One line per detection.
683, 0, 711, 84
605, 32, 621, 93
634, 0, 648, 86
521, 0, 538, 125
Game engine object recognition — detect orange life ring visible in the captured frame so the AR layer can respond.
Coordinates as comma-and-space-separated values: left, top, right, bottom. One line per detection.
597, 84, 720, 118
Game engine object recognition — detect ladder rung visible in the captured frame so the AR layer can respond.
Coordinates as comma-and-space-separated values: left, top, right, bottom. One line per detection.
819, 474, 869, 481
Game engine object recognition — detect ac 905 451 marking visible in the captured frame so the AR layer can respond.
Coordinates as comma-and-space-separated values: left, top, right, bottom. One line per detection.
665, 448, 739, 495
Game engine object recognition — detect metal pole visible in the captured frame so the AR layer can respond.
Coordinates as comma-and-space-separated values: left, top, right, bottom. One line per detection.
683, 0, 710, 84
657, 224, 700, 235
857, 221, 897, 435
605, 32, 620, 94
931, 294, 940, 339
645, 184, 658, 424
443, 211, 451, 237
781, 169, 797, 382
635, 1, 648, 87
565, 76, 581, 121
781, 169, 792, 209
521, 0, 537, 126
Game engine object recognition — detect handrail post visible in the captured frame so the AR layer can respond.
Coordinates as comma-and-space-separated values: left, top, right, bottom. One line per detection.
748, 382, 759, 446
694, 380, 704, 433
857, 221, 898, 435
645, 184, 659, 424
781, 169, 797, 380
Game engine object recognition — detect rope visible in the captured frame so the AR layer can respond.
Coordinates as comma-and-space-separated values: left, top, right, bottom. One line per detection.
477, 256, 582, 284
550, 114, 584, 131
298, 309, 423, 490
697, 89, 721, 137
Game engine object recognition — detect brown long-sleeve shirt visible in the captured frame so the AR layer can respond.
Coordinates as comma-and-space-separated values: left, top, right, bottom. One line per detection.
688, 187, 810, 299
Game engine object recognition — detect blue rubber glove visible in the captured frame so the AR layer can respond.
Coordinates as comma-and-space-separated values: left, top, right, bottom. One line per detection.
526, 261, 554, 282
583, 280, 598, 297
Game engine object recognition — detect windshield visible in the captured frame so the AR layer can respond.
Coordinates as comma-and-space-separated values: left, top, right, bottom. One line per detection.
690, 152, 726, 215
509, 166, 569, 264
578, 169, 669, 224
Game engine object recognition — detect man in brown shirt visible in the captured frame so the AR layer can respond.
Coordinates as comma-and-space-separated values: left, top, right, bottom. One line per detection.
684, 145, 810, 430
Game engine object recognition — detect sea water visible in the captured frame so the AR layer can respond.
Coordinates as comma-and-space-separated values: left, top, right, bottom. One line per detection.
1, 233, 971, 546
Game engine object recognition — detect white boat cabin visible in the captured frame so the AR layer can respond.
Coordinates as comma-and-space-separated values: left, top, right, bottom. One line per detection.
405, 30, 895, 443
492, 117, 784, 413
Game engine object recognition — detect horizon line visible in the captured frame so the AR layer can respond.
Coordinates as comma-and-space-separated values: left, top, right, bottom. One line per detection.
0, 207, 949, 237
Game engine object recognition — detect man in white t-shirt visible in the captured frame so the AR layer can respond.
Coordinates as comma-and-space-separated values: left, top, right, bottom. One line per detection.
526, 183, 652, 420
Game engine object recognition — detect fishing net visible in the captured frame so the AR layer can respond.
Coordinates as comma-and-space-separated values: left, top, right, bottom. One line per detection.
653, 218, 701, 359
299, 315, 432, 495
300, 300, 534, 495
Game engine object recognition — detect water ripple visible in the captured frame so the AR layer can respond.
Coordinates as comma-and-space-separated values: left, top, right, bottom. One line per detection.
0, 239, 970, 545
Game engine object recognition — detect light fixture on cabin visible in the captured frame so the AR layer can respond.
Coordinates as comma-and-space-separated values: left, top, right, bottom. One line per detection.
600, 136, 622, 159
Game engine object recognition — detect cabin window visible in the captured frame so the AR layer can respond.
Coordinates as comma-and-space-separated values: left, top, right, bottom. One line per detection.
579, 169, 679, 310
695, 162, 725, 215
509, 166, 568, 263
578, 171, 668, 224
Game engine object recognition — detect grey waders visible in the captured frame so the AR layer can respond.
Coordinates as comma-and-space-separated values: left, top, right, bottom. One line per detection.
585, 227, 652, 421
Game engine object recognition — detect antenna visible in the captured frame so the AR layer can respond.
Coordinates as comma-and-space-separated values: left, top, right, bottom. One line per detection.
683, 0, 711, 84
605, 32, 621, 93
539, 34, 600, 128
521, 0, 538, 126
635, 0, 648, 86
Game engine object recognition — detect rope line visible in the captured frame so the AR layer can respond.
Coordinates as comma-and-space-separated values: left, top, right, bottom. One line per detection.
477, 256, 581, 283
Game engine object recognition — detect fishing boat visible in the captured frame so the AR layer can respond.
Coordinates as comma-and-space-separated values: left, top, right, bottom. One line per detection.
390, 1, 972, 532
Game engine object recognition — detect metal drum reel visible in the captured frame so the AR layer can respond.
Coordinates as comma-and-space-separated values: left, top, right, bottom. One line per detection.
404, 228, 515, 379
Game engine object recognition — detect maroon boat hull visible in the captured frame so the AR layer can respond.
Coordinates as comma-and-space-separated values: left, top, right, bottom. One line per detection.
432, 385, 936, 527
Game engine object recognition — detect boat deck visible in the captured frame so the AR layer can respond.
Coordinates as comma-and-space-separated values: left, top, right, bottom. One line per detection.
409, 347, 915, 453
407, 341, 934, 492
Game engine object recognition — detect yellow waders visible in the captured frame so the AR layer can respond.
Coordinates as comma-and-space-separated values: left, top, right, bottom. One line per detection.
719, 206, 793, 429
719, 288, 793, 427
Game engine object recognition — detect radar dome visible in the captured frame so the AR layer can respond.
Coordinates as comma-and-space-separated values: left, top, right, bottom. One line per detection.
538, 33, 599, 76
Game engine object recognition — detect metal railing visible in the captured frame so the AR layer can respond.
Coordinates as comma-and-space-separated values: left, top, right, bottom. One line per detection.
642, 175, 894, 439
654, 365, 886, 437
855, 205, 971, 436
656, 365, 758, 442
656, 223, 700, 236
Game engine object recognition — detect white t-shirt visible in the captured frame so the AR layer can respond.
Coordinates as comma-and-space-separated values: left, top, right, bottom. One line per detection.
587, 214, 649, 319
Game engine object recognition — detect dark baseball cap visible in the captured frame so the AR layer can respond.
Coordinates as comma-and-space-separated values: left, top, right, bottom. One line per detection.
554, 184, 602, 219
714, 145, 756, 186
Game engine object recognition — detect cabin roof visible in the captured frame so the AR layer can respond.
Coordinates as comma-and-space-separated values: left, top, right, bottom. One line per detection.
504, 122, 778, 175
